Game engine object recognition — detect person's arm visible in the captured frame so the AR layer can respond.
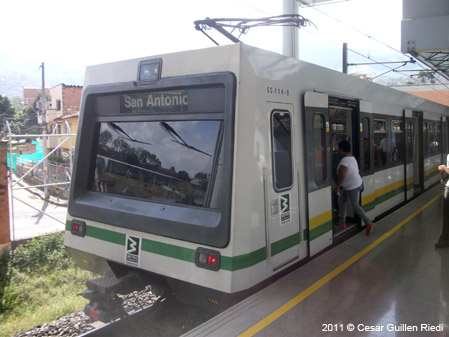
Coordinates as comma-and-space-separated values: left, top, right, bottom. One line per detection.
438, 165, 449, 175
337, 165, 348, 194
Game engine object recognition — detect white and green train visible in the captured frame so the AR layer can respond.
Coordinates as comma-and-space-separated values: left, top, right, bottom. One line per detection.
64, 43, 449, 314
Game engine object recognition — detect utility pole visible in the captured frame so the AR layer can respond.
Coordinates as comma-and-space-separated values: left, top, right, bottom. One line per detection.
41, 62, 49, 200
343, 42, 348, 73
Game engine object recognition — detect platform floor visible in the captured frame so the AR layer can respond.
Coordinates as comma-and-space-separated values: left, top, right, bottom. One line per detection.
183, 184, 449, 337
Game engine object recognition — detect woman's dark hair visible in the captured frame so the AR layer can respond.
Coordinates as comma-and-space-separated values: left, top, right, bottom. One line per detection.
338, 140, 351, 153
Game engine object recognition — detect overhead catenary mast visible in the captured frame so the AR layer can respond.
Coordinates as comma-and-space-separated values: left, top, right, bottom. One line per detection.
282, 0, 300, 59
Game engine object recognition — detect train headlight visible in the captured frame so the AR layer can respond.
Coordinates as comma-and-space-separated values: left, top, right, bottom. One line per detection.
195, 248, 221, 271
137, 58, 162, 83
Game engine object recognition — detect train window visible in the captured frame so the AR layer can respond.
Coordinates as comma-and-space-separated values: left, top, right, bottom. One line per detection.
360, 117, 370, 172
313, 114, 327, 184
406, 120, 414, 163
435, 123, 442, 155
423, 122, 428, 157
426, 122, 440, 156
373, 119, 387, 167
271, 111, 293, 191
392, 120, 405, 165
90, 120, 223, 208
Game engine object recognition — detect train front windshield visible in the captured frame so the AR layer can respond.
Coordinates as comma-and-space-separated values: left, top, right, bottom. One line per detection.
69, 73, 235, 247
91, 120, 222, 208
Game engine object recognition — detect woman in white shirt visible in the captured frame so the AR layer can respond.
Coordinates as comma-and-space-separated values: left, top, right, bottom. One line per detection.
337, 140, 375, 235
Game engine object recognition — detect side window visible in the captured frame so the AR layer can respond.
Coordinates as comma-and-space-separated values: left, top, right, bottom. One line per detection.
374, 119, 387, 167
392, 120, 405, 165
313, 114, 327, 184
423, 122, 429, 157
428, 124, 441, 156
271, 111, 293, 191
360, 117, 371, 172
434, 123, 442, 155
406, 120, 414, 163
427, 122, 438, 156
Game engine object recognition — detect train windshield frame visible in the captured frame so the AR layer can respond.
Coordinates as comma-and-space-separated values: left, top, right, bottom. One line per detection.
68, 73, 236, 248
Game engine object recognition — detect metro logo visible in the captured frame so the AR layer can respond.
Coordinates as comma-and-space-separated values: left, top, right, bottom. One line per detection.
125, 235, 141, 267
280, 193, 291, 225
280, 194, 290, 213
127, 236, 139, 255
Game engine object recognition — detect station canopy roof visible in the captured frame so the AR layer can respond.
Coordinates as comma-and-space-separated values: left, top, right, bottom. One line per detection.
401, 0, 449, 81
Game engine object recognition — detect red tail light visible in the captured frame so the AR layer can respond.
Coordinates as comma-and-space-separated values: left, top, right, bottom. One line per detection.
195, 248, 221, 271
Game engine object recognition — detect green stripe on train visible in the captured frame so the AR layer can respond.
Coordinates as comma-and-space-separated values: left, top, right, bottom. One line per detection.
424, 169, 439, 181
66, 220, 302, 271
221, 247, 267, 271
271, 232, 301, 257
65, 220, 126, 245
309, 220, 332, 241
314, 182, 409, 240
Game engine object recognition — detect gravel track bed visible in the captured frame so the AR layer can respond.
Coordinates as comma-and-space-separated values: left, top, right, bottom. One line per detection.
12, 287, 158, 337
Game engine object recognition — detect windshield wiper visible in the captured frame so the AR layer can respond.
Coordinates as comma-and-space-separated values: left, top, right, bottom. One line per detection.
159, 122, 211, 157
108, 122, 152, 146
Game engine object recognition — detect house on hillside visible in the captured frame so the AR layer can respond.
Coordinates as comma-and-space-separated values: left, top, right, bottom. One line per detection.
22, 87, 50, 107
38, 84, 82, 155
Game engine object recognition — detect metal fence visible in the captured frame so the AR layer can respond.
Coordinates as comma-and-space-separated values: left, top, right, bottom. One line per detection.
5, 121, 76, 241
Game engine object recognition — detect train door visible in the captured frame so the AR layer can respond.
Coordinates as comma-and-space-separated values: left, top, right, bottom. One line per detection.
411, 111, 424, 196
328, 96, 360, 237
405, 109, 414, 200
304, 92, 332, 256
268, 102, 300, 270
442, 116, 448, 164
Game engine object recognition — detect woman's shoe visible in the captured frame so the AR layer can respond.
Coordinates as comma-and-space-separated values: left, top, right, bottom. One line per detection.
366, 222, 375, 235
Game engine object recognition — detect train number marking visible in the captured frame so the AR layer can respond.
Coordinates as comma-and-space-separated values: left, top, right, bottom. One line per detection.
266, 86, 290, 96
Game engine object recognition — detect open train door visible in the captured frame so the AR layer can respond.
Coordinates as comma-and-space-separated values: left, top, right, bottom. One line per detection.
303, 92, 333, 256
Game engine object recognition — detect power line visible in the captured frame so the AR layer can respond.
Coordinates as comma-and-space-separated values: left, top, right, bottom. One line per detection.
2, 66, 41, 96
301, 1, 406, 56
298, 2, 449, 92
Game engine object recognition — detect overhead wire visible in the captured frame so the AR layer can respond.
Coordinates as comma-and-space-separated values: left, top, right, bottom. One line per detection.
2, 66, 42, 97
298, 1, 449, 94
301, 26, 449, 99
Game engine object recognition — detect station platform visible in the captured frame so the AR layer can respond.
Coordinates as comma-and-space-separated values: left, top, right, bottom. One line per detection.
183, 184, 449, 337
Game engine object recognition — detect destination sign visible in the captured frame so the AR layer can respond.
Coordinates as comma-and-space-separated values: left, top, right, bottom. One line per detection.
93, 87, 225, 115
120, 91, 189, 114
102, 87, 226, 115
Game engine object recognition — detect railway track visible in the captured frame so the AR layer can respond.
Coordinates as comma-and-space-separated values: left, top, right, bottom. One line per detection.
80, 294, 215, 337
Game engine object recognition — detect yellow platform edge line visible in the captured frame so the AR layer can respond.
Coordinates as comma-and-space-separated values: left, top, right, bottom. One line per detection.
238, 192, 442, 337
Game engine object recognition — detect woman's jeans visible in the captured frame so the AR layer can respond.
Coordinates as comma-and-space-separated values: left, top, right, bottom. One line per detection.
338, 185, 371, 227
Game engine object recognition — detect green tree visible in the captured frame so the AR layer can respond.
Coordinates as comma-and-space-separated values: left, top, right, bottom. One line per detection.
0, 95, 15, 135
417, 71, 435, 84
21, 105, 40, 134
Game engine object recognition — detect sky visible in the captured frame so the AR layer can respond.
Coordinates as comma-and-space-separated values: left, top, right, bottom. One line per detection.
0, 0, 410, 95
